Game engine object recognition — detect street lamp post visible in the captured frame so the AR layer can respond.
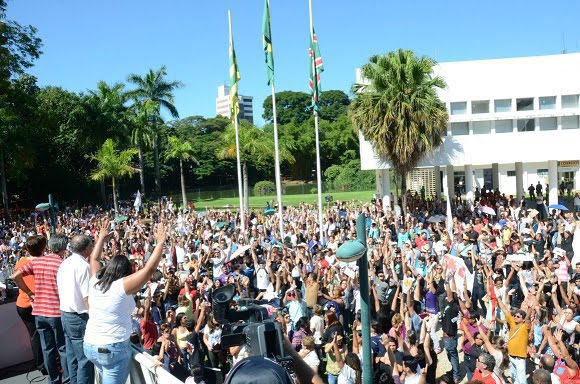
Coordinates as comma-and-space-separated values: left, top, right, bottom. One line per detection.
336, 213, 371, 384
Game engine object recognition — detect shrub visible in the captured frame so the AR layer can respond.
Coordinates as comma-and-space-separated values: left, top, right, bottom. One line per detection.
254, 180, 276, 196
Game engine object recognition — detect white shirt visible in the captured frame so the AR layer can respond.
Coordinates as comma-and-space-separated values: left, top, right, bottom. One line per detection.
338, 364, 357, 384
84, 276, 135, 345
57, 253, 90, 314
310, 315, 324, 344
256, 267, 269, 290
175, 245, 186, 264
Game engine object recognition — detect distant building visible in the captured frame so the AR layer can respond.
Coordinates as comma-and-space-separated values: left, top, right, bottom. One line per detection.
358, 53, 580, 204
215, 85, 254, 124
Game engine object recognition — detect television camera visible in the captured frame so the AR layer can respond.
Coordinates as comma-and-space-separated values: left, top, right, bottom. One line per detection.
211, 284, 292, 370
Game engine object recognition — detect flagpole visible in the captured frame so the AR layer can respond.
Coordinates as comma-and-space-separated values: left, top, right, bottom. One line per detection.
266, 0, 285, 242
228, 10, 245, 234
308, 0, 324, 246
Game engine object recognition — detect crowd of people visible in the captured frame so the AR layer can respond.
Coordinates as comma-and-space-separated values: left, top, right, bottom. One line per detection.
0, 189, 579, 384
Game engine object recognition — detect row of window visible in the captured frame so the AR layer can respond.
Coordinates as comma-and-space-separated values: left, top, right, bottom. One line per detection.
450, 95, 579, 115
449, 116, 580, 135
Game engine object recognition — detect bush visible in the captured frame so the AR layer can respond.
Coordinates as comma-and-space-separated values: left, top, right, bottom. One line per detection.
324, 160, 374, 191
254, 180, 276, 196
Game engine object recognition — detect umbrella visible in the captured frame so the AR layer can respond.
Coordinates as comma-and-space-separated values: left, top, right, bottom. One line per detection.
264, 208, 276, 216
548, 204, 569, 211
427, 215, 444, 223
231, 244, 251, 259
479, 205, 496, 216
114, 215, 128, 223
213, 221, 227, 230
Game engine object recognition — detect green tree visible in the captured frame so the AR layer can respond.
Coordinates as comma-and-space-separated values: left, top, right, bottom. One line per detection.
0, 0, 42, 218
218, 121, 276, 210
262, 91, 311, 125
349, 49, 448, 213
128, 99, 157, 195
318, 90, 350, 122
126, 66, 183, 196
164, 136, 197, 209
87, 139, 138, 213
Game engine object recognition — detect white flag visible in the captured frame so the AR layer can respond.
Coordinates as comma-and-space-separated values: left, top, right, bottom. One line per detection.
134, 190, 142, 212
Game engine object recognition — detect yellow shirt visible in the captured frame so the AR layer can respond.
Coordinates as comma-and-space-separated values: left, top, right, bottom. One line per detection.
506, 314, 529, 358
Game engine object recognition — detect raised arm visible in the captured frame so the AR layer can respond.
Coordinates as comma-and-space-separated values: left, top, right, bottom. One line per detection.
89, 219, 112, 278
123, 223, 168, 295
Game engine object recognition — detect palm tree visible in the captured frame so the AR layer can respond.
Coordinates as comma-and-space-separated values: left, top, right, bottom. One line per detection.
87, 139, 138, 213
218, 121, 294, 210
126, 66, 183, 197
86, 81, 129, 204
164, 136, 197, 209
349, 49, 448, 215
128, 99, 157, 195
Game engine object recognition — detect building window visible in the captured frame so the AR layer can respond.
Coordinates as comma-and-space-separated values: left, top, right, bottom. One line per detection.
517, 118, 535, 132
516, 98, 534, 111
507, 171, 516, 177
472, 121, 491, 135
537, 169, 548, 177
495, 120, 513, 133
450, 122, 469, 135
539, 117, 557, 131
562, 115, 580, 129
450, 102, 467, 115
562, 94, 579, 109
494, 99, 511, 112
471, 100, 489, 114
539, 96, 556, 110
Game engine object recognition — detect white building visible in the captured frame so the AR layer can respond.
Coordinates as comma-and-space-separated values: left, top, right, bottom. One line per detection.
359, 53, 580, 206
215, 85, 254, 124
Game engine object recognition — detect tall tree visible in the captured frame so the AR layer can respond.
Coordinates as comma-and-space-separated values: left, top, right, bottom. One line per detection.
87, 139, 138, 213
349, 49, 448, 214
0, 0, 42, 218
164, 136, 197, 209
128, 99, 157, 195
218, 121, 291, 210
126, 66, 183, 196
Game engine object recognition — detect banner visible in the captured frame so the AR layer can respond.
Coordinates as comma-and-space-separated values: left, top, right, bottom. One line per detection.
440, 253, 474, 299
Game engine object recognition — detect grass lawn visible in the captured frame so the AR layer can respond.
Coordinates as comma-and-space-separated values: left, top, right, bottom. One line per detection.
188, 190, 375, 210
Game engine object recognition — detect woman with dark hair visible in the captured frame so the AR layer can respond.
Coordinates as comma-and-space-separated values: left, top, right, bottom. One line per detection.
290, 317, 312, 351
83, 221, 167, 384
172, 313, 191, 369
331, 334, 361, 384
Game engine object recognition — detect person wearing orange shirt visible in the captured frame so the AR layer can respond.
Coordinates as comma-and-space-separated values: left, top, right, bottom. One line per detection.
14, 235, 46, 374
496, 295, 530, 384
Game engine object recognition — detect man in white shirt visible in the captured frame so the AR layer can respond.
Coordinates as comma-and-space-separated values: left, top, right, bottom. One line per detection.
57, 234, 94, 384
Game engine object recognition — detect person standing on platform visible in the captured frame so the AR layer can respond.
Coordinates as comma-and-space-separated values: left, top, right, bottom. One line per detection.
57, 234, 95, 384
12, 234, 70, 384
14, 235, 46, 374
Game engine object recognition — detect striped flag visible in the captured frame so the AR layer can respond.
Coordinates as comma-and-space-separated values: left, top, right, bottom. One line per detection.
309, 28, 324, 111
229, 32, 241, 119
262, 0, 274, 86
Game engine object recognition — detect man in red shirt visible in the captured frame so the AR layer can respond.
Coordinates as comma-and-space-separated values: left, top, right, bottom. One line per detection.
472, 353, 505, 384
141, 288, 158, 354
12, 234, 70, 384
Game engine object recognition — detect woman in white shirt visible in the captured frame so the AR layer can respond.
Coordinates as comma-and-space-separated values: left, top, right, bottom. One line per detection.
83, 221, 167, 384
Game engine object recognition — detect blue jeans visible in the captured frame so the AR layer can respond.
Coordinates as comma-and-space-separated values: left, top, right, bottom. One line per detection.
443, 335, 460, 381
327, 373, 338, 384
61, 311, 94, 384
36, 315, 69, 384
84, 339, 131, 384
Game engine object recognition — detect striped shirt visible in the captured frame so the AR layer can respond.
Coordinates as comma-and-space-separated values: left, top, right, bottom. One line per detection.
19, 253, 63, 317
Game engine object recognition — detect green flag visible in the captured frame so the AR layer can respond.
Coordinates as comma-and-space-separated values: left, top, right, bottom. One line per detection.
229, 34, 240, 119
262, 0, 274, 86
309, 28, 324, 111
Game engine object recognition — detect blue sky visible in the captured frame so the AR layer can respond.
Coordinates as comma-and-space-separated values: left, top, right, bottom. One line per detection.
7, 1, 580, 126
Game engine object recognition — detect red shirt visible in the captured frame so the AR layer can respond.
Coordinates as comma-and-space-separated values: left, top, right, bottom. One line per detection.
140, 318, 159, 350
19, 253, 63, 317
473, 369, 504, 384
